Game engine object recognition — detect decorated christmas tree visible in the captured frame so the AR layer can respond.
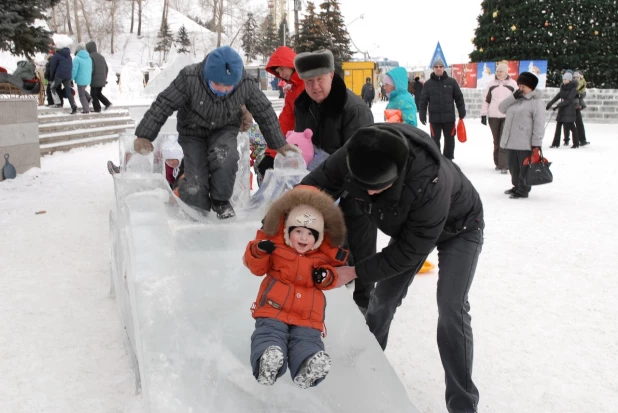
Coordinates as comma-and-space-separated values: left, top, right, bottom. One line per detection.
469, 0, 618, 88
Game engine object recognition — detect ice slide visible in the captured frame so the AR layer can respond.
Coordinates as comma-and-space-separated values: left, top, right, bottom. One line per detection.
109, 133, 420, 413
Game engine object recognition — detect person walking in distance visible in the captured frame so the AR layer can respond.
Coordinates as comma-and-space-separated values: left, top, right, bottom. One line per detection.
86, 41, 113, 112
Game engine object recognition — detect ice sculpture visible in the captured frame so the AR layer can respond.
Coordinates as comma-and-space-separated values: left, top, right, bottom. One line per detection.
120, 62, 145, 98
109, 134, 420, 413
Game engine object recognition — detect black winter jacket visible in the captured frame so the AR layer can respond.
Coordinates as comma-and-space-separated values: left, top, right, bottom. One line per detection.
301, 123, 484, 283
135, 60, 287, 150
85, 41, 108, 88
294, 74, 374, 155
418, 72, 466, 124
361, 82, 375, 101
49, 48, 72, 81
547, 82, 578, 123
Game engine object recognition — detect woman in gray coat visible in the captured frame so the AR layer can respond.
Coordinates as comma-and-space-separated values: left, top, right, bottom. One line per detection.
498, 72, 545, 199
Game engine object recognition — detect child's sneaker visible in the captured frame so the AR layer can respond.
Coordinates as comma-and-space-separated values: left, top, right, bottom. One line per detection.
293, 351, 331, 389
211, 199, 235, 219
107, 160, 120, 175
257, 346, 284, 386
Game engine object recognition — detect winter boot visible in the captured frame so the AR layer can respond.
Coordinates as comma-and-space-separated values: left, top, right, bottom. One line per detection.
256, 346, 284, 386
504, 188, 516, 195
70, 106, 78, 115
293, 351, 331, 389
211, 199, 235, 219
500, 168, 508, 174
107, 161, 120, 175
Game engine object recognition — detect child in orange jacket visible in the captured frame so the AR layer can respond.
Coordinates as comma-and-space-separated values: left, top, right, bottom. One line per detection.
243, 185, 348, 389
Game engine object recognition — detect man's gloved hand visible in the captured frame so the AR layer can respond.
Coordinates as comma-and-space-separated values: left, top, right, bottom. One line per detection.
257, 240, 276, 254
545, 103, 551, 110
419, 114, 427, 126
513, 90, 524, 99
134, 137, 154, 154
312, 267, 329, 284
276, 143, 301, 156
481, 116, 487, 126
552, 106, 558, 111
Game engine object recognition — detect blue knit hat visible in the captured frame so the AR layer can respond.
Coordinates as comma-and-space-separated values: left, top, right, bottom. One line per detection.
203, 46, 243, 86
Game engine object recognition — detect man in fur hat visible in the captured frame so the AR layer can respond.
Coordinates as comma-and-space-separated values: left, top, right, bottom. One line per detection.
133, 46, 299, 219
244, 185, 348, 389
292, 49, 376, 312
301, 123, 484, 413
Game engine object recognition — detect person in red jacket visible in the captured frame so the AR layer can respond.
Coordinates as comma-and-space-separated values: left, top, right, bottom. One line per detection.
255, 47, 307, 176
244, 185, 348, 389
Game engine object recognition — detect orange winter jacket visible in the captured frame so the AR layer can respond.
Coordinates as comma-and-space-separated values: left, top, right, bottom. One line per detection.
244, 223, 348, 332
266, 47, 306, 158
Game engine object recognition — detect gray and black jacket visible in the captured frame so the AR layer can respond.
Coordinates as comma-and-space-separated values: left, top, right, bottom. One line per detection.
418, 72, 466, 124
547, 82, 578, 123
301, 123, 484, 284
85, 42, 108, 88
135, 60, 286, 149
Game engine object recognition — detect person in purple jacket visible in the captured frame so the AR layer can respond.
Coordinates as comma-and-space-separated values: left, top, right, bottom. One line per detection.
480, 63, 518, 174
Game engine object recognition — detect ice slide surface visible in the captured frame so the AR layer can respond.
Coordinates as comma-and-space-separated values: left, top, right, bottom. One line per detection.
109, 133, 420, 413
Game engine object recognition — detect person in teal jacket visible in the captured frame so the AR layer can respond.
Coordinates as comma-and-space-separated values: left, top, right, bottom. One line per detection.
72, 43, 93, 114
383, 67, 417, 126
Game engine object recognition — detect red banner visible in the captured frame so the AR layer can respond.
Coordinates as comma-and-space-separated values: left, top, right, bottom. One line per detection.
451, 63, 478, 89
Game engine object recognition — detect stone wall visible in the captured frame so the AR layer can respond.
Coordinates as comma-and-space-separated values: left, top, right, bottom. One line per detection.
0, 98, 40, 181
461, 88, 618, 124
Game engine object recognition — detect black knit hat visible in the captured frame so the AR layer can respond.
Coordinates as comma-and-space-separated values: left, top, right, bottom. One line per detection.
294, 49, 335, 80
517, 71, 539, 90
346, 125, 409, 190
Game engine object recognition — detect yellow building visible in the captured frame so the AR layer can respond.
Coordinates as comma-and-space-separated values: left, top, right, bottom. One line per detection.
342, 61, 379, 97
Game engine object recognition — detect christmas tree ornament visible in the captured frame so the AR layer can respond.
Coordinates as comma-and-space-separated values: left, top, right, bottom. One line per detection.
480, 48, 484, 52
594, 30, 599, 35
493, 11, 498, 18
511, 25, 517, 31
545, 21, 549, 27
491, 36, 495, 41
569, 25, 573, 30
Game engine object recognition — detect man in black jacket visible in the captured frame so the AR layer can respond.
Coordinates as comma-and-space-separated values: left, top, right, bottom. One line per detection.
301, 123, 484, 413
418, 58, 466, 160
361, 77, 375, 108
86, 41, 113, 112
133, 46, 297, 219
293, 49, 377, 311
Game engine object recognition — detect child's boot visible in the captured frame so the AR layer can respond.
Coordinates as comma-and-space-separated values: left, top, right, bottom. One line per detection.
211, 199, 235, 219
293, 351, 331, 389
257, 345, 284, 386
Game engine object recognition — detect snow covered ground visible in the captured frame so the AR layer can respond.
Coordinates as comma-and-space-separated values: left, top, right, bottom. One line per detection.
1, 101, 617, 413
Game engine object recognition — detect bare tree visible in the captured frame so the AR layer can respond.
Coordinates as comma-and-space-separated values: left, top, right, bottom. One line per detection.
73, 0, 82, 42
130, 0, 135, 34
78, 0, 93, 40
137, 0, 143, 36
65, 0, 73, 34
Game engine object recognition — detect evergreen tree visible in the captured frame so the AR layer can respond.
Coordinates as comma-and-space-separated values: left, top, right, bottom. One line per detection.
278, 13, 290, 48
176, 25, 191, 54
295, 2, 330, 54
0, 0, 61, 58
469, 0, 618, 88
241, 12, 259, 63
155, 21, 174, 61
318, 0, 352, 72
256, 15, 278, 62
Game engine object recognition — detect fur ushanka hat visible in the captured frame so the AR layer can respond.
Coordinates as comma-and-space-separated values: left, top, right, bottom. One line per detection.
262, 185, 346, 250
294, 49, 335, 80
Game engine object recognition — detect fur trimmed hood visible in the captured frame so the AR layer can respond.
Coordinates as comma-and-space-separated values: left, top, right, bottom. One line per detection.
262, 185, 346, 248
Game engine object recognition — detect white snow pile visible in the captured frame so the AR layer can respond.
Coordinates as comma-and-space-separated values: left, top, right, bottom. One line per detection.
52, 34, 74, 49
119, 62, 146, 98
142, 54, 198, 98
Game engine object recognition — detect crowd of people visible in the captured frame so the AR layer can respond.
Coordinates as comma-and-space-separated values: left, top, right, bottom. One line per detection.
101, 43, 593, 412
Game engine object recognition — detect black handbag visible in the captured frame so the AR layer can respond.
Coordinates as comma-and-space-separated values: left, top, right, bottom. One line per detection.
522, 149, 553, 186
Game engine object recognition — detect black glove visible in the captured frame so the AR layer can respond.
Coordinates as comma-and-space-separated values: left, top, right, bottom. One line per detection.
481, 116, 487, 126
513, 90, 524, 99
312, 267, 329, 284
545, 103, 552, 111
257, 240, 276, 254
419, 115, 427, 125
552, 106, 558, 111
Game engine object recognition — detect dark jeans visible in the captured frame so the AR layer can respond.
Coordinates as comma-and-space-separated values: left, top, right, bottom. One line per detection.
51, 78, 76, 108
431, 122, 456, 160
552, 122, 579, 147
564, 110, 587, 144
250, 318, 325, 384
340, 197, 377, 310
488, 117, 507, 169
365, 228, 483, 413
45, 83, 54, 105
364, 99, 373, 108
507, 149, 532, 196
90, 86, 111, 112
176, 126, 240, 211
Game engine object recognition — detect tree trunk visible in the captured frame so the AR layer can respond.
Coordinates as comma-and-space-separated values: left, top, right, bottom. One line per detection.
160, 0, 168, 32
110, 0, 116, 54
78, 0, 92, 41
137, 0, 143, 36
65, 0, 73, 35
73, 0, 82, 42
130, 0, 135, 34
217, 0, 224, 47
51, 5, 58, 32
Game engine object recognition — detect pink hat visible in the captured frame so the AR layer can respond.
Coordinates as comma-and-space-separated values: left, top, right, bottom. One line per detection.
383, 75, 394, 87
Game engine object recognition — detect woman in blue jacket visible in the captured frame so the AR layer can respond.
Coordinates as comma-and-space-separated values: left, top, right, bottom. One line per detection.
72, 43, 93, 114
383, 67, 417, 126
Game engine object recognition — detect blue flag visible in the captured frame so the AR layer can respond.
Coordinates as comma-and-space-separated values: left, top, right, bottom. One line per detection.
429, 42, 448, 68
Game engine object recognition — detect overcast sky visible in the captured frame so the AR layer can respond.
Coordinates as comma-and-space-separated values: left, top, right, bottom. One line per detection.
252, 0, 483, 68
